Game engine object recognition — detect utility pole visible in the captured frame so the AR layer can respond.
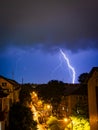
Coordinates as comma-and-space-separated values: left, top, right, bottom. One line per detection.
22, 77, 24, 84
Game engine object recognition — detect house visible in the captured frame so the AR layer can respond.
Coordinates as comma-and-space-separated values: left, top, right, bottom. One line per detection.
0, 75, 20, 104
0, 88, 9, 130
60, 67, 98, 129
51, 67, 98, 130
58, 84, 88, 117
87, 67, 98, 130
0, 75, 20, 130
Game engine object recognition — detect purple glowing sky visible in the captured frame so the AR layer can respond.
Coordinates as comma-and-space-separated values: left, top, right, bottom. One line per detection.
0, 1, 98, 83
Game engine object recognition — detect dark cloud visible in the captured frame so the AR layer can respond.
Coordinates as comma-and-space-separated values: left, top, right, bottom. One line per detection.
0, 0, 98, 52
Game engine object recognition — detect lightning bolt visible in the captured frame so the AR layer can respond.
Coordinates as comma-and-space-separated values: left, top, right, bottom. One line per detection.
60, 49, 76, 84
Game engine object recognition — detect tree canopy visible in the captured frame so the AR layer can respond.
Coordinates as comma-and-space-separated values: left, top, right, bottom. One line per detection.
38, 80, 65, 99
78, 73, 89, 84
19, 84, 34, 105
9, 102, 37, 130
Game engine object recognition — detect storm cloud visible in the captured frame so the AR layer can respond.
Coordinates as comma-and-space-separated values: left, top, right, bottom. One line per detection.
0, 0, 98, 52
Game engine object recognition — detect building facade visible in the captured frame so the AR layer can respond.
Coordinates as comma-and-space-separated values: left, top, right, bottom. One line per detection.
0, 76, 20, 130
88, 67, 98, 130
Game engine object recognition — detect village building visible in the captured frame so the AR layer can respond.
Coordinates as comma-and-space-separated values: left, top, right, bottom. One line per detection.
0, 76, 20, 130
0, 67, 98, 130
87, 67, 98, 130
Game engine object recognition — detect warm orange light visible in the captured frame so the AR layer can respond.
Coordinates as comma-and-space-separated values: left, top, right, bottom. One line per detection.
64, 118, 68, 122
33, 91, 37, 97
47, 105, 51, 109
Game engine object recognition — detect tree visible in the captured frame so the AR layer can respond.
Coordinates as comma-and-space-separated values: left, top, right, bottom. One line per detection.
48, 80, 64, 86
70, 101, 90, 130
37, 80, 66, 115
38, 80, 65, 101
78, 73, 89, 84
19, 85, 33, 106
9, 102, 37, 130
47, 116, 61, 130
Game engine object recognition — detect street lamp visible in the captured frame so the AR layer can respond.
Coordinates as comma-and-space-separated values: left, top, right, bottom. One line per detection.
63, 117, 73, 130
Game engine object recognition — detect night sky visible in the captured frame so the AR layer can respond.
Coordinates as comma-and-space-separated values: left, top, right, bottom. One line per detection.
0, 0, 98, 84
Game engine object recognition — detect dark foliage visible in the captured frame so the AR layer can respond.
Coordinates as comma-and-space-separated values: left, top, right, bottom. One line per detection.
72, 101, 89, 119
36, 80, 66, 110
78, 73, 89, 84
48, 80, 64, 85
19, 85, 33, 104
9, 102, 37, 130
37, 80, 65, 100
